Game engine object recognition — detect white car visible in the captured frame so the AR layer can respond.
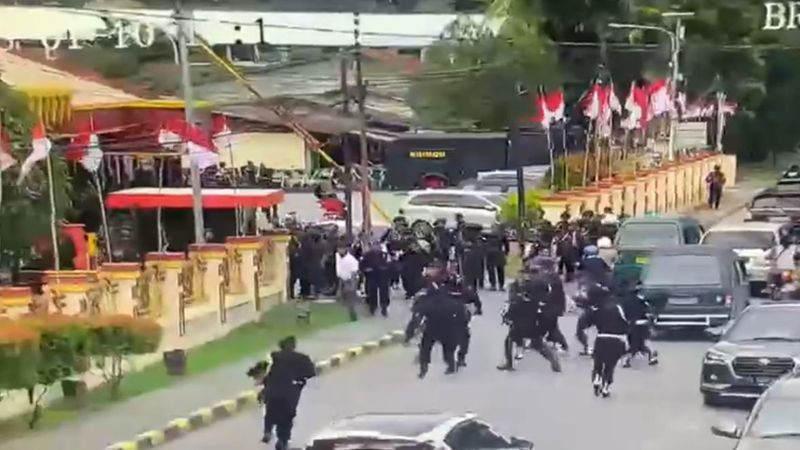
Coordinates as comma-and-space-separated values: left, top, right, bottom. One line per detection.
398, 190, 505, 230
700, 222, 785, 296
305, 412, 533, 450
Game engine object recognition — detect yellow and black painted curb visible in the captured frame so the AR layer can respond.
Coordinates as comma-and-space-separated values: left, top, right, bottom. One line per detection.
105, 329, 405, 450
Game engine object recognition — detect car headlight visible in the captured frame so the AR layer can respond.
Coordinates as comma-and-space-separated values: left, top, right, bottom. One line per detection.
704, 350, 733, 365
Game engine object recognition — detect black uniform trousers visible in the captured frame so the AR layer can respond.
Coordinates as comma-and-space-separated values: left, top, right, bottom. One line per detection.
263, 396, 298, 444
576, 308, 593, 350
627, 324, 652, 357
541, 314, 569, 350
456, 325, 470, 364
503, 324, 555, 367
485, 253, 506, 289
419, 330, 456, 370
365, 273, 390, 314
592, 336, 627, 386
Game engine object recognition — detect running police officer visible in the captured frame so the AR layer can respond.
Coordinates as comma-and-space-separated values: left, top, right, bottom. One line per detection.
621, 280, 658, 367
404, 262, 465, 378
584, 283, 629, 398
485, 222, 509, 291
533, 256, 569, 352
444, 263, 482, 368
497, 265, 561, 372
575, 245, 613, 355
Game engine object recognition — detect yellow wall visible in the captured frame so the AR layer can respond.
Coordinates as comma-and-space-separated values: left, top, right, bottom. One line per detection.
222, 132, 308, 170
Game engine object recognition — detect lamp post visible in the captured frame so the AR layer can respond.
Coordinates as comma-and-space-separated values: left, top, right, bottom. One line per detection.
609, 11, 694, 161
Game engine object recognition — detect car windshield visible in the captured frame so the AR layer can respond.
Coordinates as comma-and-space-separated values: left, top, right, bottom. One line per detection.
748, 398, 800, 439
617, 223, 681, 247
702, 231, 776, 250
482, 195, 506, 206
724, 308, 800, 342
643, 255, 723, 286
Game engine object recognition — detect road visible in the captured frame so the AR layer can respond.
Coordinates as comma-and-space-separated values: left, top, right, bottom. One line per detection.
154, 203, 757, 450
157, 295, 747, 450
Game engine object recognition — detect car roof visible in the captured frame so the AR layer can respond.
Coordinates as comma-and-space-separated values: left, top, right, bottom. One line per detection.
706, 222, 784, 232
650, 245, 738, 259
311, 412, 475, 441
407, 189, 500, 197
621, 215, 699, 226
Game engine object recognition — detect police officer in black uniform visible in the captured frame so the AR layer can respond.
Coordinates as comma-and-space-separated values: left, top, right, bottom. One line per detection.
621, 280, 658, 367
399, 241, 429, 299
404, 262, 465, 378
485, 223, 510, 291
584, 284, 629, 398
575, 245, 613, 355
533, 256, 569, 352
461, 224, 486, 291
360, 242, 391, 316
433, 218, 454, 262
497, 266, 561, 372
444, 264, 482, 368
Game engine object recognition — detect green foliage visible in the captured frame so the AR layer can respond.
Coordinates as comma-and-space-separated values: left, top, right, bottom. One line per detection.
0, 83, 72, 270
500, 189, 546, 227
408, 15, 559, 129
0, 321, 40, 391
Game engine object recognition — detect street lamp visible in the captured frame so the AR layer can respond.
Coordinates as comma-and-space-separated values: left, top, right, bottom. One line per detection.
608, 11, 695, 161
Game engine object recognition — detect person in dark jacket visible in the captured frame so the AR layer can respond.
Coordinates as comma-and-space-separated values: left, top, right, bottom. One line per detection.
444, 265, 482, 368
621, 281, 658, 367
584, 286, 629, 398
260, 336, 316, 449
578, 245, 612, 286
405, 262, 465, 378
535, 256, 569, 352
484, 224, 510, 291
461, 229, 486, 291
399, 242, 429, 299
360, 243, 391, 316
556, 224, 581, 282
287, 233, 302, 299
433, 218, 454, 261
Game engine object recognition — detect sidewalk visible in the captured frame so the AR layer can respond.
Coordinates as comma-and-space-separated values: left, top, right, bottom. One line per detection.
0, 299, 411, 450
683, 178, 766, 227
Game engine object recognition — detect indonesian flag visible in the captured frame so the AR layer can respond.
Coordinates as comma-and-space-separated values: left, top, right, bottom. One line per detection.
17, 121, 51, 183
532, 89, 565, 128
68, 116, 103, 172
0, 124, 16, 172
622, 81, 650, 130
648, 79, 672, 116
211, 114, 232, 149
581, 83, 603, 120
158, 118, 219, 170
608, 85, 622, 114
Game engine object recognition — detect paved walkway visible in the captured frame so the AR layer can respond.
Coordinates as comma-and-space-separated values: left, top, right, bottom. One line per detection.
683, 179, 765, 227
0, 298, 411, 450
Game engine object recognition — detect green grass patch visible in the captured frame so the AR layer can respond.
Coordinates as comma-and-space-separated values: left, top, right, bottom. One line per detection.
507, 255, 522, 279
0, 302, 349, 441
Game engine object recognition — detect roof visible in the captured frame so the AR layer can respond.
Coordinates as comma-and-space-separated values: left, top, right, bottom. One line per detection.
406, 189, 502, 197
0, 7, 499, 48
766, 375, 800, 399
754, 187, 800, 198
649, 245, 738, 259
397, 132, 509, 140
0, 51, 141, 107
312, 413, 472, 441
707, 222, 786, 232
621, 215, 699, 225
105, 187, 285, 209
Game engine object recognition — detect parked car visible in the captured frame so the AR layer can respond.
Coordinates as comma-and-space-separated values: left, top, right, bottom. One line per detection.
701, 222, 785, 296
710, 371, 800, 448
398, 190, 505, 230
747, 187, 800, 222
612, 216, 704, 283
304, 412, 534, 450
700, 302, 800, 406
638, 245, 749, 331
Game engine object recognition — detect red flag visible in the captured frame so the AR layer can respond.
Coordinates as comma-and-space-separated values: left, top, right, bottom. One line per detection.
0, 126, 16, 172
18, 121, 51, 182
67, 116, 103, 172
158, 118, 219, 170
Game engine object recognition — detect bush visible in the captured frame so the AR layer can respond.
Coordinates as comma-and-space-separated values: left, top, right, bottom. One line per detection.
87, 315, 162, 399
500, 189, 546, 228
0, 320, 40, 391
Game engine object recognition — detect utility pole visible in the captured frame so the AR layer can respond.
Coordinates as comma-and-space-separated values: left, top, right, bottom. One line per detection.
663, 12, 694, 160
715, 90, 726, 152
353, 12, 371, 241
175, 0, 205, 244
340, 53, 354, 242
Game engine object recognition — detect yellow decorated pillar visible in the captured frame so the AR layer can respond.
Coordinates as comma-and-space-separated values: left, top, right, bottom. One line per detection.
188, 244, 228, 324
664, 165, 677, 213
98, 262, 141, 315
655, 170, 668, 213
721, 154, 737, 187
44, 271, 101, 315
226, 236, 264, 303
609, 182, 625, 216
622, 179, 638, 217
539, 197, 569, 224
0, 287, 33, 318
145, 252, 185, 322
265, 230, 291, 304
675, 164, 687, 210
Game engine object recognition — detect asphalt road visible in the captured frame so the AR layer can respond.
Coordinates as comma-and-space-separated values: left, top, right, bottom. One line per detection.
155, 205, 756, 450
156, 287, 749, 450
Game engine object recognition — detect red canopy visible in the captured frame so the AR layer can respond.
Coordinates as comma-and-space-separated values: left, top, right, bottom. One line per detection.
106, 188, 285, 210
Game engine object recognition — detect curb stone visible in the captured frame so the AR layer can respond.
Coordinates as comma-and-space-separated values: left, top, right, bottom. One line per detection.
104, 330, 405, 450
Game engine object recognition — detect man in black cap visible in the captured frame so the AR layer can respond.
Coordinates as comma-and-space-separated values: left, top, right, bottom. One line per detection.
484, 223, 510, 291
260, 336, 316, 449
533, 256, 569, 352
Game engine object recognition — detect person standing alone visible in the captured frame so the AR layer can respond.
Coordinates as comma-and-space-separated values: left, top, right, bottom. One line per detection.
705, 165, 726, 210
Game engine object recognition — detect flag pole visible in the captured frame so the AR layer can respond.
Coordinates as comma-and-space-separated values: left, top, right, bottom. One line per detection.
93, 172, 113, 262
0, 109, 5, 265
562, 120, 569, 190
546, 124, 555, 191
46, 154, 61, 271
156, 156, 165, 251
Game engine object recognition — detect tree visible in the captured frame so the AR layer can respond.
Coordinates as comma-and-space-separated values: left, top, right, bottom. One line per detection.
0, 83, 72, 272
407, 15, 559, 129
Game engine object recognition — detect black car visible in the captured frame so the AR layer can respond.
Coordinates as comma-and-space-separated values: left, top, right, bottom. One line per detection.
711, 372, 800, 448
639, 246, 749, 330
700, 302, 800, 406
748, 187, 800, 222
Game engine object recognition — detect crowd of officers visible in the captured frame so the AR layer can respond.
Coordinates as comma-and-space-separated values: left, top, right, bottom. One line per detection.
285, 207, 659, 399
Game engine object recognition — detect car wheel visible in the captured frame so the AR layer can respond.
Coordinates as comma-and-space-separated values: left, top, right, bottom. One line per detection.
703, 393, 722, 407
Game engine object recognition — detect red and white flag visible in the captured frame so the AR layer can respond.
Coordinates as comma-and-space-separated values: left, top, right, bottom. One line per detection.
0, 124, 16, 172
648, 79, 672, 116
622, 81, 650, 130
211, 114, 232, 149
580, 83, 603, 120
17, 121, 51, 183
68, 116, 103, 172
158, 118, 219, 170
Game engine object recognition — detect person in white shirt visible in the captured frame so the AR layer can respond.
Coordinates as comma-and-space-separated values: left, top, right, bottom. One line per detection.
336, 245, 361, 321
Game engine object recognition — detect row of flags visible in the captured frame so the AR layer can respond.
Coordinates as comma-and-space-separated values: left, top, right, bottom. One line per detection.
0, 114, 233, 182
531, 78, 735, 136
